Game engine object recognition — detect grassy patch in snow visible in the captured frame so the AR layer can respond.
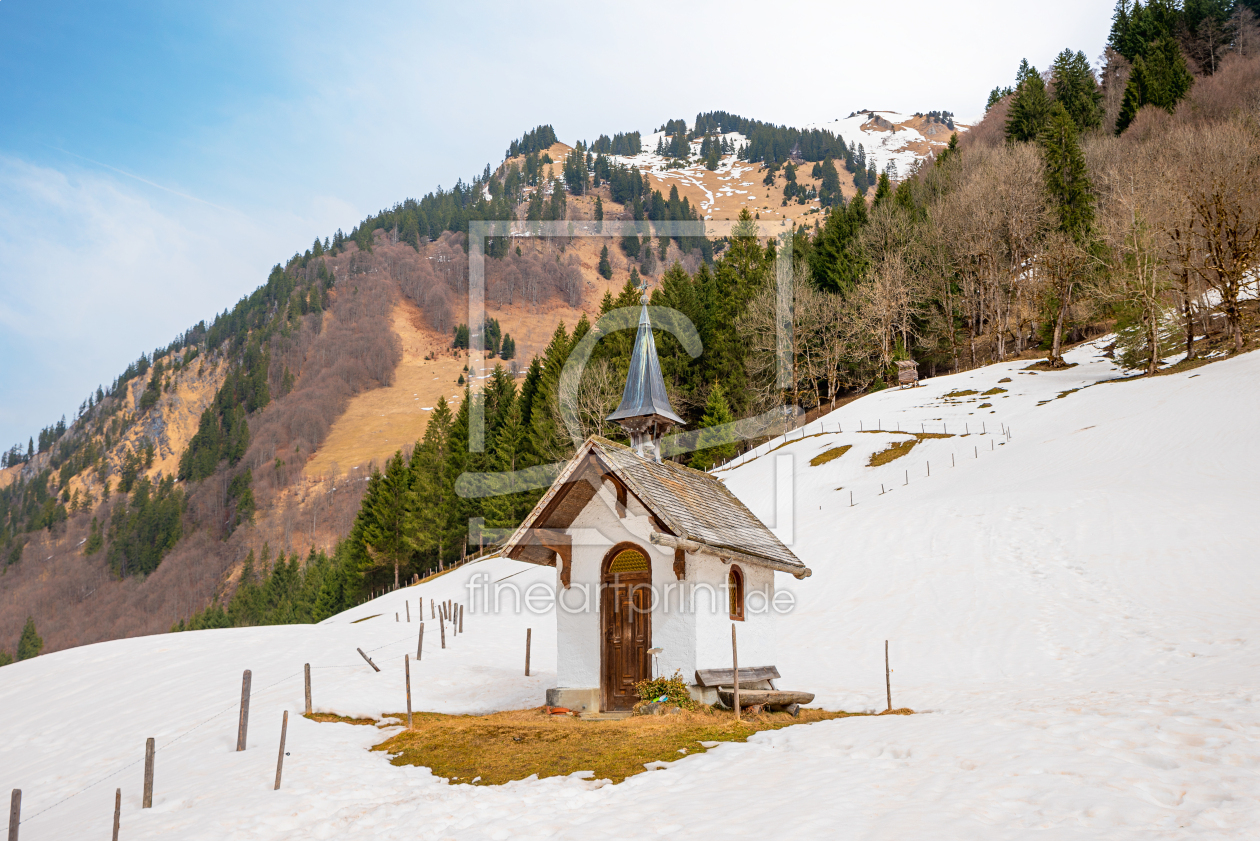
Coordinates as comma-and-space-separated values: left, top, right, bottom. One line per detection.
869, 439, 919, 466
305, 712, 380, 726
981, 387, 1007, 396
370, 706, 865, 785
351, 614, 382, 624
810, 445, 852, 466
1024, 359, 1079, 371
943, 389, 978, 398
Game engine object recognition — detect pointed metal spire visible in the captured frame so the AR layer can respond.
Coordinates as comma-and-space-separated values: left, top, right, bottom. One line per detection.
607, 302, 683, 459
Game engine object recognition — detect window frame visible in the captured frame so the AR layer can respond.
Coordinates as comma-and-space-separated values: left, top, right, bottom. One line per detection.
728, 563, 745, 621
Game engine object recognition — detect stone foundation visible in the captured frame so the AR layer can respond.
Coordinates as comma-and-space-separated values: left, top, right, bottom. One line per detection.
545, 687, 600, 712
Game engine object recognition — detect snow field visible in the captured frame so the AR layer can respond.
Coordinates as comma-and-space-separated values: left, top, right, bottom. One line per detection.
4, 339, 1260, 837
805, 112, 953, 180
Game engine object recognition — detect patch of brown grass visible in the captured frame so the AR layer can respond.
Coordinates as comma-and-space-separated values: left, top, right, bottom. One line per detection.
943, 389, 978, 398
810, 445, 852, 466
868, 439, 919, 466
351, 614, 382, 624
305, 713, 380, 726
368, 706, 868, 785
981, 387, 1007, 396
1024, 360, 1079, 371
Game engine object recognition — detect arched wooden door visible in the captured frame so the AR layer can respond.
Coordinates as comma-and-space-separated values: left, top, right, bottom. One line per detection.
600, 542, 653, 711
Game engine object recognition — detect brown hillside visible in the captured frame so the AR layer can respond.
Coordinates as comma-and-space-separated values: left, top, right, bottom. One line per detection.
303, 232, 644, 477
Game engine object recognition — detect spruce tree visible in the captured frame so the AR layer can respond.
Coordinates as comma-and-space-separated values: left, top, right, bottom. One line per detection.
621, 232, 641, 259
598, 245, 613, 279
17, 617, 42, 660
1015, 57, 1038, 87
84, 517, 103, 555
413, 397, 455, 570
1050, 49, 1103, 132
360, 451, 420, 589
690, 385, 737, 471
1114, 37, 1193, 134
528, 323, 575, 464
808, 196, 868, 294
1042, 102, 1095, 244
1041, 101, 1097, 364
873, 172, 893, 206
483, 400, 530, 530
1006, 69, 1051, 142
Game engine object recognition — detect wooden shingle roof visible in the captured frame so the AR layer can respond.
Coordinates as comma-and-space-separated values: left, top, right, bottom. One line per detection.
503, 436, 808, 576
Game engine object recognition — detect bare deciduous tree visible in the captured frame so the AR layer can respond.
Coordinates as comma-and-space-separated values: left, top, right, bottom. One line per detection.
1175, 119, 1260, 352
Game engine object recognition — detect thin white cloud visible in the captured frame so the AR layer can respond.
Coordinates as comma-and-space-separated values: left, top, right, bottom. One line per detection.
46, 145, 237, 213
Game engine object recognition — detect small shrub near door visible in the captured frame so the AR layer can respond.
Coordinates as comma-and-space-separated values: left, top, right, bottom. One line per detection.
634, 670, 696, 711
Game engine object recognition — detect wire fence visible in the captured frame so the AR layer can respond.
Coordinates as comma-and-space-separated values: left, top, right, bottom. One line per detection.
16, 617, 448, 829
720, 417, 1011, 473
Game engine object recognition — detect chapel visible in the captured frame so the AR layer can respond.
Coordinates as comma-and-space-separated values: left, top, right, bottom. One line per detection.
501, 302, 811, 712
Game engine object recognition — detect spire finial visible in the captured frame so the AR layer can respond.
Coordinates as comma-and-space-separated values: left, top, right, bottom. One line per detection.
606, 298, 683, 462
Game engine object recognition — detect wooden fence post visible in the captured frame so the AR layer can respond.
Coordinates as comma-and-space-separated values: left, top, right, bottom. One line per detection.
406, 601, 410, 622
405, 655, 413, 730
732, 624, 741, 721
440, 617, 446, 649
8, 789, 19, 841
458, 604, 464, 634
304, 664, 312, 716
274, 711, 288, 791
525, 628, 532, 676
142, 738, 155, 808
111, 788, 120, 841
357, 648, 380, 672
885, 640, 892, 712
236, 670, 251, 751
417, 622, 424, 660
430, 599, 434, 619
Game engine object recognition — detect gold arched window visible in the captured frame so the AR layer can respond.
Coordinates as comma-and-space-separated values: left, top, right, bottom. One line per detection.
607, 548, 649, 574
728, 564, 745, 621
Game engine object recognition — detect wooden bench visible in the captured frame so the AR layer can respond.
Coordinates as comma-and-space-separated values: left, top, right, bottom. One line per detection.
693, 667, 814, 712
695, 666, 780, 688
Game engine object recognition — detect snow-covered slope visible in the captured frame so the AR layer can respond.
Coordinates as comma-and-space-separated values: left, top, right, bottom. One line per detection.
4, 341, 1260, 839
805, 111, 963, 180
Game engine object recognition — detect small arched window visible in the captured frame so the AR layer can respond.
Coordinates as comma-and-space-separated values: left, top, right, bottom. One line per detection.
608, 548, 649, 574
728, 564, 745, 621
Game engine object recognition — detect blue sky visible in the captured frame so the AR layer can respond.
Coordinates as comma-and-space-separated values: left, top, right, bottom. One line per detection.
0, 0, 1113, 449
